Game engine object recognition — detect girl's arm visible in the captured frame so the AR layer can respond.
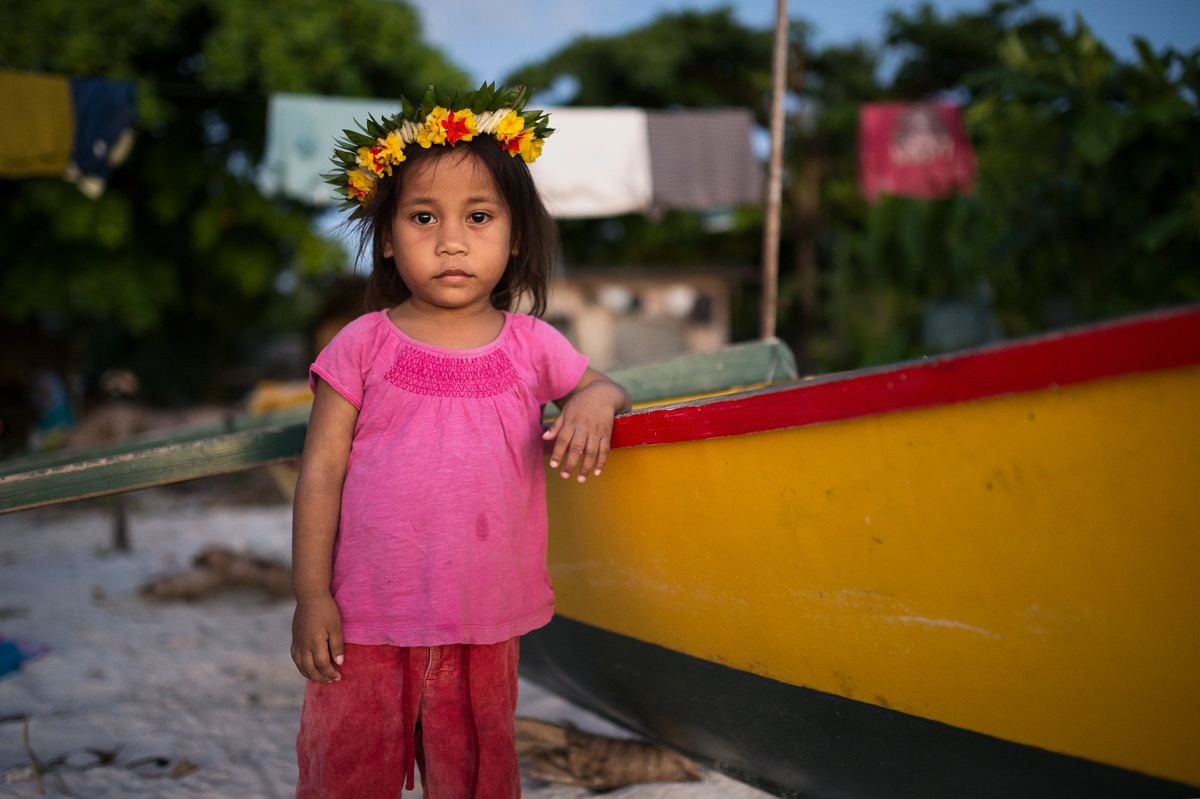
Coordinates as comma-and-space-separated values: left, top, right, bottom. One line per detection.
543, 367, 632, 483
290, 378, 358, 683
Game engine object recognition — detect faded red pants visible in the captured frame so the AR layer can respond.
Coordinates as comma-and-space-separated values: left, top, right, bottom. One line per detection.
296, 638, 520, 799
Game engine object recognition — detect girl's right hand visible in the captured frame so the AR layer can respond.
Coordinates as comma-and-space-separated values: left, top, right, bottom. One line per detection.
291, 595, 345, 683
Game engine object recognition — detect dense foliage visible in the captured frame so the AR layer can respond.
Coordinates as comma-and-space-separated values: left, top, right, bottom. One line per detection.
511, 2, 1200, 372
2, 0, 1196, 409
509, 7, 773, 113
799, 3, 1200, 370
0, 0, 464, 403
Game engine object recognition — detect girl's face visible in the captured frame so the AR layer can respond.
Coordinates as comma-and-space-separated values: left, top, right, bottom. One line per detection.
383, 151, 513, 313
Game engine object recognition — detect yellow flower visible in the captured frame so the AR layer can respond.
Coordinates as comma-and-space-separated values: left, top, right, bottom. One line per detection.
356, 145, 390, 177
503, 128, 533, 159
373, 146, 394, 176
417, 106, 449, 148
347, 169, 376, 201
381, 132, 406, 165
519, 134, 544, 164
495, 110, 525, 142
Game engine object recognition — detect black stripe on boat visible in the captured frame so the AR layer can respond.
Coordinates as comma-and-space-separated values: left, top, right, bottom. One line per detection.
520, 616, 1198, 799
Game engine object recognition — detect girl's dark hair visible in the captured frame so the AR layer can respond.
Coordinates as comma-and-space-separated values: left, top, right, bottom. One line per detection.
354, 135, 557, 317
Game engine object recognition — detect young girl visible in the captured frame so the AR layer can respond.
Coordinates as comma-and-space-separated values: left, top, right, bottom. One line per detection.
290, 86, 631, 799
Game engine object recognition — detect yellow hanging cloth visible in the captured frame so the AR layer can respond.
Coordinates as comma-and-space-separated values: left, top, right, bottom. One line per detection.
0, 69, 75, 178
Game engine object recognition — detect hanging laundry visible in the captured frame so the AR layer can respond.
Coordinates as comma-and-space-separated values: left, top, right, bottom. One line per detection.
260, 92, 405, 206
28, 368, 74, 452
0, 69, 74, 178
645, 108, 762, 210
0, 636, 50, 679
527, 108, 654, 218
259, 96, 763, 218
0, 70, 137, 198
66, 76, 138, 199
859, 102, 976, 203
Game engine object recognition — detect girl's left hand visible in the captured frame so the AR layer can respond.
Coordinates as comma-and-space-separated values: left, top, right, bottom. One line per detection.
544, 370, 631, 482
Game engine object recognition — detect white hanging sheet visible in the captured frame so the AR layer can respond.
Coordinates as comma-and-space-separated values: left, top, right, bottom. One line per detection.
527, 107, 653, 218
259, 93, 403, 206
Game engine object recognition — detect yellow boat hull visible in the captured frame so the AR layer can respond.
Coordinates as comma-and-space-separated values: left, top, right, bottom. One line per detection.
525, 308, 1200, 798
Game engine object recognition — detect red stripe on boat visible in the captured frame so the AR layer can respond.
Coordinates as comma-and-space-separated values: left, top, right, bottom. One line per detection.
609, 306, 1200, 449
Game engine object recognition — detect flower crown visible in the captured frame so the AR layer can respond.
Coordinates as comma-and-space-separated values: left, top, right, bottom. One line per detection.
325, 83, 552, 211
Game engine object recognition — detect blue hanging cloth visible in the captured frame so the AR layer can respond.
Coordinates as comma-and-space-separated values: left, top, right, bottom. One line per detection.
67, 76, 137, 197
0, 637, 50, 678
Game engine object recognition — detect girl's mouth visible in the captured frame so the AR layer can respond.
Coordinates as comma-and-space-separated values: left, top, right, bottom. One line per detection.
435, 269, 472, 284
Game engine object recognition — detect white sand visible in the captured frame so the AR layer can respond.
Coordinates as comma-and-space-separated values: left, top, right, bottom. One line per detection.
0, 493, 770, 798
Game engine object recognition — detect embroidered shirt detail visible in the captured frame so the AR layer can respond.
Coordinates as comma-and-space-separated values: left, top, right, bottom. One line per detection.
384, 346, 519, 398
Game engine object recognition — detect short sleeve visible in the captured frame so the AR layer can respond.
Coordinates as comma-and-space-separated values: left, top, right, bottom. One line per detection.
309, 319, 370, 409
530, 318, 590, 405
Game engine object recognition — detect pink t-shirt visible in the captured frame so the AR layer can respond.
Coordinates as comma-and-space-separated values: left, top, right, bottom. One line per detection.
308, 310, 588, 647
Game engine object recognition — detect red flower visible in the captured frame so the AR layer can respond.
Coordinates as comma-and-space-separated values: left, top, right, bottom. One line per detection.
441, 111, 476, 146
500, 135, 522, 155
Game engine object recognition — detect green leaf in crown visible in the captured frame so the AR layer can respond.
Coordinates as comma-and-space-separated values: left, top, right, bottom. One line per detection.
327, 82, 553, 209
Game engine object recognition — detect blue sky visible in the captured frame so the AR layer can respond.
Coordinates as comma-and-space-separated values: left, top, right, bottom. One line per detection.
407, 0, 1200, 86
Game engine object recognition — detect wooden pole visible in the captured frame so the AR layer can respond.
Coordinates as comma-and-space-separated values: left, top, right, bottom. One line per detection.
760, 0, 789, 340
112, 492, 130, 551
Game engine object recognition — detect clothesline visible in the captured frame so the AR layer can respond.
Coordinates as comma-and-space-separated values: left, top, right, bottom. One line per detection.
0, 77, 765, 216
1, 74, 976, 214
258, 93, 764, 218
0, 69, 137, 199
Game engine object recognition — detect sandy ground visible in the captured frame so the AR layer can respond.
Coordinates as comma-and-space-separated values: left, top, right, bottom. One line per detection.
0, 483, 770, 798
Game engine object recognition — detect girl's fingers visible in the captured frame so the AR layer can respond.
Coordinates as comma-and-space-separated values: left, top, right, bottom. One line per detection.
313, 640, 340, 682
547, 420, 568, 468
300, 650, 318, 681
302, 649, 320, 682
329, 627, 345, 669
543, 414, 564, 450
549, 423, 575, 471
577, 434, 601, 482
300, 638, 337, 683
559, 427, 587, 479
593, 435, 611, 477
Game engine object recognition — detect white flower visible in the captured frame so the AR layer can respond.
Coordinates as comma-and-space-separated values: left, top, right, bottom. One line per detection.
480, 107, 514, 135
398, 120, 421, 145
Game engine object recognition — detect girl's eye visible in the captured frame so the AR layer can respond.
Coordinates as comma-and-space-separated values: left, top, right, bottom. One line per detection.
413, 212, 434, 225
469, 211, 489, 224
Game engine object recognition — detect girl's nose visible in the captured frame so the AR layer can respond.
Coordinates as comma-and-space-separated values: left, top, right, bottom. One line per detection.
435, 218, 468, 256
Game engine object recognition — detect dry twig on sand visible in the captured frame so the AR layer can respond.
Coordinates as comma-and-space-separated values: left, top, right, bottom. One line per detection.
514, 717, 702, 791
140, 547, 292, 601
0, 714, 44, 794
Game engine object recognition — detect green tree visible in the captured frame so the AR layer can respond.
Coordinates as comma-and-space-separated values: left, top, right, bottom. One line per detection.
793, 2, 1200, 371
508, 7, 773, 114
0, 0, 464, 404
969, 26, 1200, 331
884, 0, 1062, 99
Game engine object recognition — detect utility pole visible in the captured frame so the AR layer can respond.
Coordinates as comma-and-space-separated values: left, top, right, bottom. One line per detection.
760, 0, 788, 340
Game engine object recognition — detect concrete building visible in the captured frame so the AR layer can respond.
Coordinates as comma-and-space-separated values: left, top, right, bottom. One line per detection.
540, 269, 739, 371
